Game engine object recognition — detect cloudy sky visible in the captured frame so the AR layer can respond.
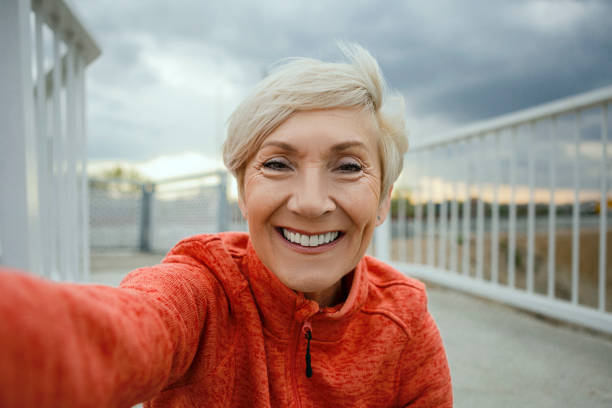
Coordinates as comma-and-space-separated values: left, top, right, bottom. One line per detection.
74, 0, 612, 179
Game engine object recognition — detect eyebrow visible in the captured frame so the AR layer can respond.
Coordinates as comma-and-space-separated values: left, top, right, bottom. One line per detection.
260, 140, 367, 153
330, 141, 367, 152
260, 140, 298, 152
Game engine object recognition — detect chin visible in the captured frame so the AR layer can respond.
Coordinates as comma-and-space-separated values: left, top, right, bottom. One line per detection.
276, 269, 344, 296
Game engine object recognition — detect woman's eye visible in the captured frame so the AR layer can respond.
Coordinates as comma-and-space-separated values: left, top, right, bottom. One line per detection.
337, 161, 363, 173
263, 159, 291, 171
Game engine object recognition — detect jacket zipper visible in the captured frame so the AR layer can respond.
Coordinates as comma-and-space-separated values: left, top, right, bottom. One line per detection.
291, 319, 313, 408
303, 320, 313, 378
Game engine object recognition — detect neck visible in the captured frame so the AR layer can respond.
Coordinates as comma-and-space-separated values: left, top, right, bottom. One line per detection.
304, 280, 344, 308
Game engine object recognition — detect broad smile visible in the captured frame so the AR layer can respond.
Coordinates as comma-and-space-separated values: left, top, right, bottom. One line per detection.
276, 227, 343, 250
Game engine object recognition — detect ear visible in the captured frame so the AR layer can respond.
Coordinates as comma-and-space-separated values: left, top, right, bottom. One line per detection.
376, 187, 393, 226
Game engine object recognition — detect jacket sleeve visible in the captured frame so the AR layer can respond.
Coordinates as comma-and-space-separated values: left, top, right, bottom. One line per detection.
397, 300, 453, 407
0, 258, 212, 408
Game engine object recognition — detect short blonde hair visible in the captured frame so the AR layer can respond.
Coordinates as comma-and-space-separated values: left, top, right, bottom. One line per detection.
223, 43, 408, 198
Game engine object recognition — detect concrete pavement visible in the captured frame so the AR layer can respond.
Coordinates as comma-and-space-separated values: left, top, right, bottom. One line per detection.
427, 286, 612, 407
90, 251, 612, 408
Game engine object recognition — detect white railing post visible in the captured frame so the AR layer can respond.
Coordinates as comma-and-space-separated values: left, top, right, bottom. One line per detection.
527, 122, 536, 293
76, 53, 90, 281
0, 0, 42, 275
34, 6, 50, 278
51, 20, 67, 280
572, 111, 582, 305
598, 104, 608, 311
490, 131, 500, 284
413, 157, 423, 264
66, 37, 79, 280
547, 117, 558, 298
426, 150, 435, 266
475, 134, 485, 280
461, 139, 472, 276
397, 191, 407, 262
437, 146, 448, 270
508, 127, 518, 288
449, 143, 459, 273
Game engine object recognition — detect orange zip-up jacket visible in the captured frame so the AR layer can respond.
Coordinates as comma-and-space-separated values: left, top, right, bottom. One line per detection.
0, 232, 452, 407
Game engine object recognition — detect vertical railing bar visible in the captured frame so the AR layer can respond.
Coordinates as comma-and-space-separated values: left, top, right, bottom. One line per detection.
426, 150, 435, 266
438, 146, 448, 269
438, 192, 447, 269
491, 131, 500, 284
82, 56, 89, 281
51, 24, 64, 280
66, 39, 77, 281
414, 196, 423, 264
76, 50, 84, 281
462, 139, 472, 276
450, 144, 459, 273
47, 80, 58, 277
414, 155, 422, 264
74, 47, 86, 282
398, 189, 407, 262
547, 116, 558, 298
77, 52, 85, 281
476, 134, 485, 280
527, 122, 536, 293
599, 103, 608, 311
571, 110, 581, 305
34, 9, 49, 278
508, 127, 517, 288
74, 51, 86, 281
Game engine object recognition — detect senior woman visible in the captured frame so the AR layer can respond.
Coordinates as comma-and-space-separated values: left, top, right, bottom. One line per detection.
0, 44, 452, 407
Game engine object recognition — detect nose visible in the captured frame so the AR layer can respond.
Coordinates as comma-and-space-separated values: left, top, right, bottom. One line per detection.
286, 167, 336, 218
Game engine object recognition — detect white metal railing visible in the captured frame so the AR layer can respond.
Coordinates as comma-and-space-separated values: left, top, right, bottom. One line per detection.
89, 171, 246, 253
377, 84, 612, 335
0, 0, 100, 281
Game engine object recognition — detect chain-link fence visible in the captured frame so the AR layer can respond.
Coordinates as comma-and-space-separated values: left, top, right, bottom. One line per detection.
90, 171, 246, 254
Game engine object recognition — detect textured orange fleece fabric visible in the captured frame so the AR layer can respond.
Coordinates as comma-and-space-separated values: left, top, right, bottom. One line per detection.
0, 232, 452, 407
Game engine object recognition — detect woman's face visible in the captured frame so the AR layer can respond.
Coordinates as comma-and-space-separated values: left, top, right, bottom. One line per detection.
240, 108, 391, 305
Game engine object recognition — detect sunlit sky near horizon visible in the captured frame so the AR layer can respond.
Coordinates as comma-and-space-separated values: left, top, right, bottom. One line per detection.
75, 0, 612, 181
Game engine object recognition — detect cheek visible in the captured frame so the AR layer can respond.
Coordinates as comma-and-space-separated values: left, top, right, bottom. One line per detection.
333, 178, 381, 223
242, 173, 285, 223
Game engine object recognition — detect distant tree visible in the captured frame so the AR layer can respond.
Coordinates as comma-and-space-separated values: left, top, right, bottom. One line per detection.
97, 165, 149, 182
89, 165, 151, 193
390, 191, 415, 220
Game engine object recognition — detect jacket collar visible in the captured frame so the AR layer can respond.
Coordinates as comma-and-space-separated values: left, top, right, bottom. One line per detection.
243, 239, 369, 342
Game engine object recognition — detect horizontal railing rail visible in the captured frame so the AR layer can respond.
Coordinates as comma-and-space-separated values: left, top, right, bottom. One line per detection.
411, 84, 612, 150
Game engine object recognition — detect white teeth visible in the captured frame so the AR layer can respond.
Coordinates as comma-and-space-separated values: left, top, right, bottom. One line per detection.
282, 229, 340, 247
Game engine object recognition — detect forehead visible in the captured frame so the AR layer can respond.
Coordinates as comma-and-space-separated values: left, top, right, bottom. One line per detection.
261, 108, 379, 153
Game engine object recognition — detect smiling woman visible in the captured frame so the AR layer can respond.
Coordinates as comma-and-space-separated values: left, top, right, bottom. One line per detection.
0, 43, 451, 407
240, 109, 385, 306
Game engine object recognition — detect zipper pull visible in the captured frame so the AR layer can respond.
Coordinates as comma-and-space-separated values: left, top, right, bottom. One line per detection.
303, 321, 313, 378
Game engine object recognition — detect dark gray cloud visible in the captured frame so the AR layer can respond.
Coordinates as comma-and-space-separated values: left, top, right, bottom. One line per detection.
75, 0, 612, 160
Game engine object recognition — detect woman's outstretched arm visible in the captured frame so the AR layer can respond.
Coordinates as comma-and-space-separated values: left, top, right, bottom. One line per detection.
0, 259, 211, 408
